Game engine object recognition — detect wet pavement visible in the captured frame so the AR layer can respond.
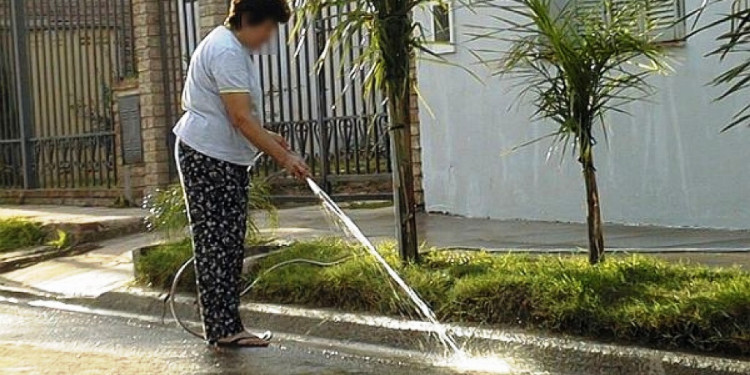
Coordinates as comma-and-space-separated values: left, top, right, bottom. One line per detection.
0, 298, 542, 375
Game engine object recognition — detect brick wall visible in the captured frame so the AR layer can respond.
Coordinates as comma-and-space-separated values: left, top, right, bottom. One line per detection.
131, 0, 176, 195
200, 0, 228, 38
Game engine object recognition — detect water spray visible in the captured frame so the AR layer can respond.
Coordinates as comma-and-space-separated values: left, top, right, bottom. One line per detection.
168, 148, 463, 357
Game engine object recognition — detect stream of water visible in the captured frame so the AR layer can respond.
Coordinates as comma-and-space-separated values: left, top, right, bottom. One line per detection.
306, 178, 464, 355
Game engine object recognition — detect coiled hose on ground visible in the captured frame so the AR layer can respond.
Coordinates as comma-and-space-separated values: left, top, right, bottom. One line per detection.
167, 253, 351, 339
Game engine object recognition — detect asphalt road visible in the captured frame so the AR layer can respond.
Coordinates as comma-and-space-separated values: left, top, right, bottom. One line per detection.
0, 299, 530, 375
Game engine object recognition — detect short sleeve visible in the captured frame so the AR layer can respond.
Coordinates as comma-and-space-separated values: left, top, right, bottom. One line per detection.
211, 48, 251, 94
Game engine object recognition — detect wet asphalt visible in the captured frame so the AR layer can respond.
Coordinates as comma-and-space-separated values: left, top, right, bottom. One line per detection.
0, 299, 546, 375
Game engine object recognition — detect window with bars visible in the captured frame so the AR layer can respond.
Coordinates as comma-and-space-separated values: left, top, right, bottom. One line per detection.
572, 0, 686, 43
427, 1, 455, 54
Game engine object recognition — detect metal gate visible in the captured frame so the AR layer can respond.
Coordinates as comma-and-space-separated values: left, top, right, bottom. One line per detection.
165, 1, 392, 199
0, 0, 135, 189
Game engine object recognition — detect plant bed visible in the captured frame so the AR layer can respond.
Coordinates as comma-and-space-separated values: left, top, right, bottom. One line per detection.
240, 238, 750, 357
132, 239, 286, 290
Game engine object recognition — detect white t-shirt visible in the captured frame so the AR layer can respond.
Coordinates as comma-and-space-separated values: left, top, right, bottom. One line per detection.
173, 26, 263, 166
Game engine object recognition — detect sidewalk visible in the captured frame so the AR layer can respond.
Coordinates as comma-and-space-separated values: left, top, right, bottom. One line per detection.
0, 233, 159, 297
1, 203, 750, 298
0, 205, 143, 226
260, 205, 750, 251
5, 204, 748, 253
0, 205, 145, 244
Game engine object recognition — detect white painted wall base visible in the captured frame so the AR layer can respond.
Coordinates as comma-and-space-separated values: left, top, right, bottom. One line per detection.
416, 0, 750, 229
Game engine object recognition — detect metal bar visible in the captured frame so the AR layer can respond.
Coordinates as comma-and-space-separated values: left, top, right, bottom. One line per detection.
95, 0, 107, 186
10, 0, 37, 188
82, 0, 94, 186
37, 0, 53, 187
52, 0, 65, 188
113, 0, 123, 79
284, 27, 293, 125
274, 30, 284, 122
73, 0, 85, 186
313, 14, 329, 190
63, 0, 77, 187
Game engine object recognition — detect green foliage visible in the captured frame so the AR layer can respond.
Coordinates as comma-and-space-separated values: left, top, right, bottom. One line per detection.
0, 218, 45, 252
479, 0, 670, 152
291, 0, 434, 97
134, 239, 194, 289
472, 0, 671, 262
291, 0, 463, 262
694, 0, 750, 130
248, 240, 750, 355
143, 178, 277, 241
46, 229, 71, 250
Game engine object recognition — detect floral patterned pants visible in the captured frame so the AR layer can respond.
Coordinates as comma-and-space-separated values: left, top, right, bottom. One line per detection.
176, 141, 249, 343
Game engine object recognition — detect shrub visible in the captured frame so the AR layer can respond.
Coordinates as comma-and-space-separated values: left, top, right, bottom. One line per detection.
0, 218, 45, 252
143, 178, 277, 241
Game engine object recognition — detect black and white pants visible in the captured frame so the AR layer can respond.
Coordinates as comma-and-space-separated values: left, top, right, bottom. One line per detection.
176, 140, 249, 343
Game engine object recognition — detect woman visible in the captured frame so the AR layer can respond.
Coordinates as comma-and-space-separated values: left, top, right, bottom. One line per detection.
173, 0, 310, 348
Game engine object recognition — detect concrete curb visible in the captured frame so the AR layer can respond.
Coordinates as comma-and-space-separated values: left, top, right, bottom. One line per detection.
0, 243, 99, 273
0, 217, 145, 272
1, 283, 748, 375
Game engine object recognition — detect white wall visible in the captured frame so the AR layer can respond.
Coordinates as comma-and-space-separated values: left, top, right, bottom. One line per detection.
416, 0, 750, 229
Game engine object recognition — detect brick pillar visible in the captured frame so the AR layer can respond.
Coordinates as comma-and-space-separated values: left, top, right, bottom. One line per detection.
409, 57, 424, 208
200, 0, 229, 38
132, 0, 173, 192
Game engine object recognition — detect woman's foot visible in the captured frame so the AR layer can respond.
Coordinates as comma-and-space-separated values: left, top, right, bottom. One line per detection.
216, 331, 271, 348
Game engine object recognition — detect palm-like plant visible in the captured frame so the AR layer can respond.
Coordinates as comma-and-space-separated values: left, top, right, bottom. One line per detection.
291, 0, 438, 262
695, 0, 750, 130
475, 0, 670, 264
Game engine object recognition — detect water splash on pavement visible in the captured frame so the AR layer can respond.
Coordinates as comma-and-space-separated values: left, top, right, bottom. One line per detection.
306, 178, 463, 355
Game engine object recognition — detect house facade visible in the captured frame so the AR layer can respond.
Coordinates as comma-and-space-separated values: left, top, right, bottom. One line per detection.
415, 0, 750, 229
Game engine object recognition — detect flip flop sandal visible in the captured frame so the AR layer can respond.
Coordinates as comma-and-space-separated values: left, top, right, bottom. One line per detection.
258, 331, 273, 341
216, 334, 270, 348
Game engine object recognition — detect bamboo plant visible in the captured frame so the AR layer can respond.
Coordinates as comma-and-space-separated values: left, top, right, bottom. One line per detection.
291, 0, 445, 262
474, 0, 671, 264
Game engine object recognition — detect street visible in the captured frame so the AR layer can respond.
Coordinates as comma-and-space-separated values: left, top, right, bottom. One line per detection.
0, 298, 511, 375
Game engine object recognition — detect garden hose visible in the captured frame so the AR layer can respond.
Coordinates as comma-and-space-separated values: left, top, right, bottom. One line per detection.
167, 255, 351, 339
169, 145, 351, 339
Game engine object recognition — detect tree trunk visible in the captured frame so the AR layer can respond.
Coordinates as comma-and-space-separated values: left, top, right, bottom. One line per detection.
580, 145, 605, 264
378, 11, 419, 263
387, 85, 419, 263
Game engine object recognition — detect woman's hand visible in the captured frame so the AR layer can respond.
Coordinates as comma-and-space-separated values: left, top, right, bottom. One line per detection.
281, 152, 311, 181
266, 130, 289, 151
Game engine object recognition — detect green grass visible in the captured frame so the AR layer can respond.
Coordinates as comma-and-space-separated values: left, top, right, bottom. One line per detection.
247, 239, 750, 355
134, 237, 750, 355
0, 218, 45, 252
134, 239, 194, 289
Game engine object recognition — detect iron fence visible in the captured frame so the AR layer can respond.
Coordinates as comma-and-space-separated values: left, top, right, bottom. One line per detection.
165, 0, 392, 198
0, 0, 135, 189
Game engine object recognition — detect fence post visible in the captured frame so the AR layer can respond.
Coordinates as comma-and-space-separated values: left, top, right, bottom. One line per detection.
313, 16, 330, 192
132, 0, 175, 192
10, 0, 36, 189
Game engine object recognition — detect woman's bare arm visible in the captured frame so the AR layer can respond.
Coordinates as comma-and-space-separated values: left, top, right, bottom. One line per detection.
221, 92, 309, 179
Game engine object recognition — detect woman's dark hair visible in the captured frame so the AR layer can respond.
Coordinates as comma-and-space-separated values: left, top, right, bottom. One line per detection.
225, 0, 291, 29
